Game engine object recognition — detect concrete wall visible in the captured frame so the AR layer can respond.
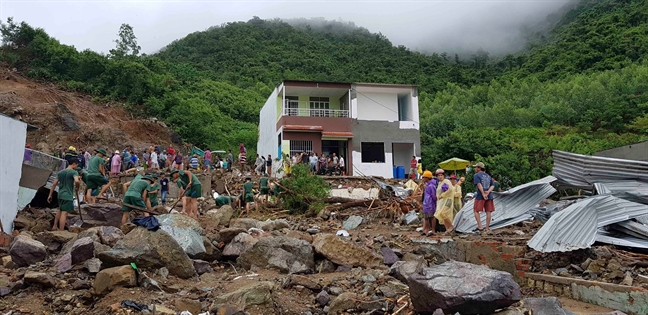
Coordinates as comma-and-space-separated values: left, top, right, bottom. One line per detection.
350, 120, 420, 178
0, 115, 27, 232
595, 141, 648, 162
356, 92, 399, 121
257, 88, 280, 159
392, 143, 415, 171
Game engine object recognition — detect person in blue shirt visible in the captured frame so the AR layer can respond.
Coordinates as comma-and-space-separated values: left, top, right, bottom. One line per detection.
473, 162, 495, 232
131, 154, 139, 167
159, 173, 169, 205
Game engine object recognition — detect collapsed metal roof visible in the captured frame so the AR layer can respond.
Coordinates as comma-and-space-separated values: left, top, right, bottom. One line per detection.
553, 150, 648, 189
453, 176, 557, 233
527, 194, 648, 252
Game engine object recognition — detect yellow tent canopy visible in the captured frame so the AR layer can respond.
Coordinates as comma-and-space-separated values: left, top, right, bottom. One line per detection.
438, 157, 470, 171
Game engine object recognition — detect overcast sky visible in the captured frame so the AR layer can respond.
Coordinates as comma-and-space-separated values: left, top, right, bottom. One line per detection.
1, 0, 571, 56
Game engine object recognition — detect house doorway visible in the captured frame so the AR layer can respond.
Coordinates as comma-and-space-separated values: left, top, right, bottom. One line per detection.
322, 140, 348, 161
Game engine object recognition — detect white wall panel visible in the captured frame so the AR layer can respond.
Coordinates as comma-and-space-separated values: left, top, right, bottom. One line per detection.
256, 88, 279, 160
0, 115, 27, 232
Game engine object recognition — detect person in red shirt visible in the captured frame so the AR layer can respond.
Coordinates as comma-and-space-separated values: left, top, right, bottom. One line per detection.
410, 156, 418, 179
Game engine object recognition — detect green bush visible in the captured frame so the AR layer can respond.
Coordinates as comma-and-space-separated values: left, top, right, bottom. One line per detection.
279, 164, 330, 214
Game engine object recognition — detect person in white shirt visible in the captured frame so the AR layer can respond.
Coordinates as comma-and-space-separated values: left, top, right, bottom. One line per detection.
339, 156, 346, 175
150, 150, 159, 169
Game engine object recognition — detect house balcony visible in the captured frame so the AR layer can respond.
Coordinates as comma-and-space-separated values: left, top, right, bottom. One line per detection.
282, 102, 349, 118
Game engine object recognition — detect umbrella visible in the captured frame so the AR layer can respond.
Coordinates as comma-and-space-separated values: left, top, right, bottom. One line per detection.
438, 157, 470, 171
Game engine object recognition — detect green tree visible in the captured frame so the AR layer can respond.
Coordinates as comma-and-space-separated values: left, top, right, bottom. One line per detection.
110, 23, 141, 57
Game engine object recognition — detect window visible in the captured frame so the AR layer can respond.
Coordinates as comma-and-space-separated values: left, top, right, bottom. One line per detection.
289, 140, 312, 157
361, 142, 385, 163
310, 97, 329, 117
285, 96, 299, 116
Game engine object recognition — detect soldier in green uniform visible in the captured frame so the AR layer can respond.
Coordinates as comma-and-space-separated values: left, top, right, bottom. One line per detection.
238, 177, 255, 214
147, 174, 161, 208
215, 195, 235, 207
121, 175, 153, 225
48, 158, 80, 231
170, 169, 202, 219
258, 173, 270, 205
86, 148, 110, 204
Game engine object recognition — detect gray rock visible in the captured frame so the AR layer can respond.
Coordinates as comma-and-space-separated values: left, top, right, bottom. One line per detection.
93, 265, 137, 295
157, 213, 204, 235
362, 274, 376, 283
408, 261, 521, 315
23, 271, 57, 288
95, 226, 124, 247
84, 258, 102, 273
238, 236, 315, 274
219, 227, 247, 244
55, 253, 73, 272
222, 233, 258, 258
556, 267, 569, 275
522, 297, 577, 315
69, 237, 96, 264
157, 267, 169, 279
329, 287, 343, 295
342, 216, 363, 230
258, 219, 291, 232
201, 236, 222, 261
9, 235, 47, 267
99, 227, 195, 279
313, 234, 383, 269
306, 228, 320, 235
159, 225, 206, 258
0, 286, 11, 297
378, 285, 405, 299
229, 218, 261, 230
316, 259, 336, 273
316, 290, 331, 306
402, 211, 420, 225
328, 292, 360, 314
390, 260, 425, 283
193, 259, 212, 275
381, 247, 400, 266
213, 281, 275, 310
206, 205, 235, 226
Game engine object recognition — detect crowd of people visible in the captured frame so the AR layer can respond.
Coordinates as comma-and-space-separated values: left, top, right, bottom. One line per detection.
420, 162, 496, 236
283, 151, 346, 176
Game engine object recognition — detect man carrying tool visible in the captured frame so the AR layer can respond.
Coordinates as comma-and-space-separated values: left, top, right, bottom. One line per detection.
238, 177, 255, 214
147, 174, 161, 208
258, 173, 270, 205
170, 169, 202, 219
48, 158, 80, 231
121, 175, 153, 225
86, 149, 111, 204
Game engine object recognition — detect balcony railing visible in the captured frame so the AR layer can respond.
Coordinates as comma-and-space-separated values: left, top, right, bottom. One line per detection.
283, 108, 349, 118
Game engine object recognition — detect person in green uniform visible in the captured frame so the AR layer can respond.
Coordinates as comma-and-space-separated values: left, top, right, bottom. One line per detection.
238, 177, 255, 214
170, 169, 201, 219
147, 174, 161, 208
121, 175, 153, 225
86, 148, 110, 204
215, 195, 235, 207
258, 173, 270, 205
48, 158, 80, 231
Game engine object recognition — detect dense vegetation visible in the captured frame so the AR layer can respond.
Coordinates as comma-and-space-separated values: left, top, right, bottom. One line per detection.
2, 0, 648, 186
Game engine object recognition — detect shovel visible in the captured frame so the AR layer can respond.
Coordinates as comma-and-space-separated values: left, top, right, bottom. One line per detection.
71, 187, 84, 228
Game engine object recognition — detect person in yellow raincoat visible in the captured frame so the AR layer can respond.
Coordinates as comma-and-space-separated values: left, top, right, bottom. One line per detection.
449, 174, 464, 215
434, 169, 465, 234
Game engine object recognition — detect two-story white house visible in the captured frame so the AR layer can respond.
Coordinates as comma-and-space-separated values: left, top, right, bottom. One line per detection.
257, 80, 420, 178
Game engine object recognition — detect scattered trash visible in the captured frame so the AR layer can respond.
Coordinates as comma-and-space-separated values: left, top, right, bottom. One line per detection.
336, 230, 350, 237
402, 211, 420, 225
121, 300, 149, 311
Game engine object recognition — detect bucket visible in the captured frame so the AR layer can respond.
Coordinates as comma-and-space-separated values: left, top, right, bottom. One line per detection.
393, 166, 398, 179
396, 166, 405, 179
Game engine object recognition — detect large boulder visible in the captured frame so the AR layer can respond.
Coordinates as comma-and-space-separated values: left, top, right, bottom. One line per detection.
94, 226, 124, 247
312, 234, 382, 268
68, 237, 96, 264
222, 233, 258, 258
213, 282, 275, 310
9, 235, 47, 267
157, 213, 205, 235
258, 219, 291, 232
390, 260, 426, 283
36, 230, 77, 246
60, 229, 100, 256
408, 261, 521, 315
23, 271, 57, 288
79, 203, 123, 227
93, 265, 137, 295
229, 218, 260, 230
219, 227, 246, 244
206, 205, 235, 226
238, 236, 314, 274
159, 226, 206, 258
98, 227, 195, 278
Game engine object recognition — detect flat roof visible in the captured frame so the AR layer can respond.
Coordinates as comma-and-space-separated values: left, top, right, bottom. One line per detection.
280, 80, 417, 88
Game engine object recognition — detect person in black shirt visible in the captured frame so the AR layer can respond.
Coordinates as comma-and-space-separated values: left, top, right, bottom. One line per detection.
160, 173, 169, 205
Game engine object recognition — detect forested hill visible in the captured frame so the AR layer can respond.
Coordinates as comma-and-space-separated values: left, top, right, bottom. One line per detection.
156, 17, 498, 93
2, 0, 648, 186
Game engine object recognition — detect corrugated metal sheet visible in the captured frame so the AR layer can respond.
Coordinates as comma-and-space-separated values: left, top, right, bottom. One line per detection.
552, 150, 648, 188
528, 195, 648, 252
453, 176, 557, 233
596, 230, 648, 249
594, 181, 648, 195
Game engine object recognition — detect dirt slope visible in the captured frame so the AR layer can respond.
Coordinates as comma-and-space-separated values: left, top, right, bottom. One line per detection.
0, 65, 177, 155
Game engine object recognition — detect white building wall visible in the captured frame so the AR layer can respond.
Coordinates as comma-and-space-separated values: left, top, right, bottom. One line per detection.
256, 87, 279, 160
356, 92, 398, 121
0, 115, 27, 232
352, 151, 394, 178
